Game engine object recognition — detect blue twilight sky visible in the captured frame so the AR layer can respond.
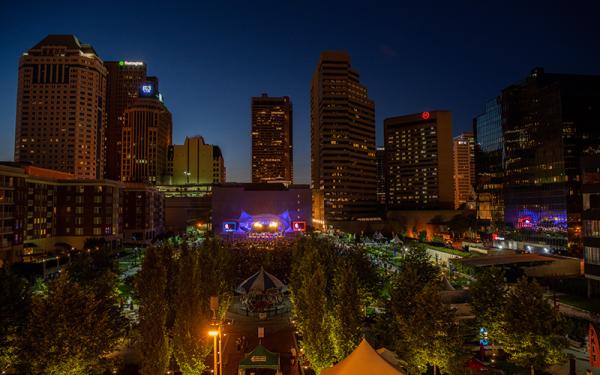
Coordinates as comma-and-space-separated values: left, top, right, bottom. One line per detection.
1, 0, 599, 183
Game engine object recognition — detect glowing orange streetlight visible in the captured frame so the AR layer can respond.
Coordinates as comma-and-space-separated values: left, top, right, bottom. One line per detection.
209, 330, 219, 375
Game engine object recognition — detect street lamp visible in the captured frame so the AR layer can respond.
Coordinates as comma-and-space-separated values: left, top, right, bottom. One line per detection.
209, 329, 219, 375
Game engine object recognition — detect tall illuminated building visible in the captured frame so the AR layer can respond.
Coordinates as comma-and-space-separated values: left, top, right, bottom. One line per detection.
384, 111, 454, 210
14, 35, 107, 179
311, 51, 377, 227
251, 94, 293, 183
121, 79, 172, 184
473, 98, 504, 227
104, 60, 147, 180
376, 147, 386, 205
502, 68, 600, 256
453, 132, 475, 209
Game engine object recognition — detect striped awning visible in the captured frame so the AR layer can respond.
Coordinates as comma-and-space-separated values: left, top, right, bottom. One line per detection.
236, 267, 287, 294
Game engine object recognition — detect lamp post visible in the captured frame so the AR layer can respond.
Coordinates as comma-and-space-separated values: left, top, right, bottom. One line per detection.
209, 329, 219, 375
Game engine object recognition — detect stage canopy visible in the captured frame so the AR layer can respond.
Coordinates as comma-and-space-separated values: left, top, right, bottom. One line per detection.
238, 344, 280, 370
321, 339, 407, 375
236, 267, 287, 294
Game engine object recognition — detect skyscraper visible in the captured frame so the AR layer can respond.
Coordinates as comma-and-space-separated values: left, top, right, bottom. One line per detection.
473, 98, 504, 228
453, 132, 475, 209
251, 94, 293, 184
121, 79, 172, 184
376, 147, 386, 205
167, 136, 225, 185
581, 146, 600, 297
104, 60, 147, 180
502, 68, 600, 256
311, 51, 377, 227
384, 111, 454, 210
15, 35, 107, 179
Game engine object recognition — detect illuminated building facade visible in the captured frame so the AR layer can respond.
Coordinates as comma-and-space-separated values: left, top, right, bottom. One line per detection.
15, 35, 107, 179
251, 94, 293, 184
502, 68, 600, 256
167, 136, 225, 185
384, 111, 454, 210
311, 52, 377, 227
0, 163, 123, 266
121, 79, 172, 184
376, 147, 386, 205
582, 147, 600, 297
212, 183, 310, 237
453, 132, 475, 209
104, 60, 147, 180
473, 98, 504, 227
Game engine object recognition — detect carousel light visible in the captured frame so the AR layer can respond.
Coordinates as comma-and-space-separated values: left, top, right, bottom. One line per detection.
269, 221, 278, 228
253, 222, 262, 228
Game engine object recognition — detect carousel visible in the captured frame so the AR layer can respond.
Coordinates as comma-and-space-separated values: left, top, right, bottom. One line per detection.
236, 267, 287, 313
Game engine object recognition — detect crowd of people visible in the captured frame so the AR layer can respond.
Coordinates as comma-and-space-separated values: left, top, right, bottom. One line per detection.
227, 237, 295, 284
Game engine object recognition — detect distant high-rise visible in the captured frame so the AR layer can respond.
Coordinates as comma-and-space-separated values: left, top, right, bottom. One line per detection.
104, 60, 147, 180
251, 94, 293, 184
121, 79, 172, 184
473, 98, 504, 227
453, 132, 475, 209
167, 136, 225, 185
15, 35, 107, 178
384, 111, 454, 210
376, 147, 386, 205
502, 68, 600, 256
311, 52, 377, 227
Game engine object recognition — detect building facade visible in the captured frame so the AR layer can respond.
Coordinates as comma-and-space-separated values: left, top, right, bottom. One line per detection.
453, 132, 475, 209
376, 147, 386, 205
0, 163, 123, 266
502, 68, 600, 256
15, 35, 107, 179
121, 80, 172, 184
384, 111, 454, 210
251, 94, 293, 184
167, 136, 225, 185
311, 51, 377, 227
122, 184, 164, 243
104, 60, 147, 180
581, 147, 600, 297
473, 98, 504, 228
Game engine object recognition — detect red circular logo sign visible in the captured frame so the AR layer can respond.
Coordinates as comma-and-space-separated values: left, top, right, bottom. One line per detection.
422, 111, 430, 120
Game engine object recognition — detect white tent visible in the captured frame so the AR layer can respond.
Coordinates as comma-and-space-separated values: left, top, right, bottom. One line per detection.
321, 339, 407, 375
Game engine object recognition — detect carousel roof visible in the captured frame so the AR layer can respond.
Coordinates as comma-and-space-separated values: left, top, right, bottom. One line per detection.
236, 267, 287, 294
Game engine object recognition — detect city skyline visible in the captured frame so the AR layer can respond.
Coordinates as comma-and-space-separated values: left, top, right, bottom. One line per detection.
1, 1, 600, 183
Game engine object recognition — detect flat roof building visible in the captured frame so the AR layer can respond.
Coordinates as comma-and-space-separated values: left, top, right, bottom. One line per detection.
251, 94, 293, 184
384, 111, 454, 210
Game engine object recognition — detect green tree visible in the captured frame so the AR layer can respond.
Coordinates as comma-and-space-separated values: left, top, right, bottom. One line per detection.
398, 243, 440, 286
469, 267, 506, 338
329, 257, 363, 360
496, 277, 567, 372
137, 245, 171, 375
22, 272, 124, 374
0, 271, 30, 372
394, 282, 465, 374
172, 246, 211, 375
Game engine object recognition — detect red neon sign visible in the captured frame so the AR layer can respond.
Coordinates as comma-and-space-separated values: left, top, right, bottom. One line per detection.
422, 111, 431, 120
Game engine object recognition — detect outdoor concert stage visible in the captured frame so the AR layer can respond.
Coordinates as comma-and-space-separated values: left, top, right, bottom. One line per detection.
212, 183, 311, 238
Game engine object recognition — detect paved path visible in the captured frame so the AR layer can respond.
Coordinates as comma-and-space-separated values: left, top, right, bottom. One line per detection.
220, 303, 300, 375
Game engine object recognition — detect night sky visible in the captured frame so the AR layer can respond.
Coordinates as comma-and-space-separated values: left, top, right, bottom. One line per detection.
1, 1, 599, 183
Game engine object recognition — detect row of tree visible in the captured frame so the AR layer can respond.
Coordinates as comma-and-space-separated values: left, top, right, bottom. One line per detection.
291, 238, 570, 374
136, 238, 233, 375
289, 237, 380, 373
0, 247, 126, 374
